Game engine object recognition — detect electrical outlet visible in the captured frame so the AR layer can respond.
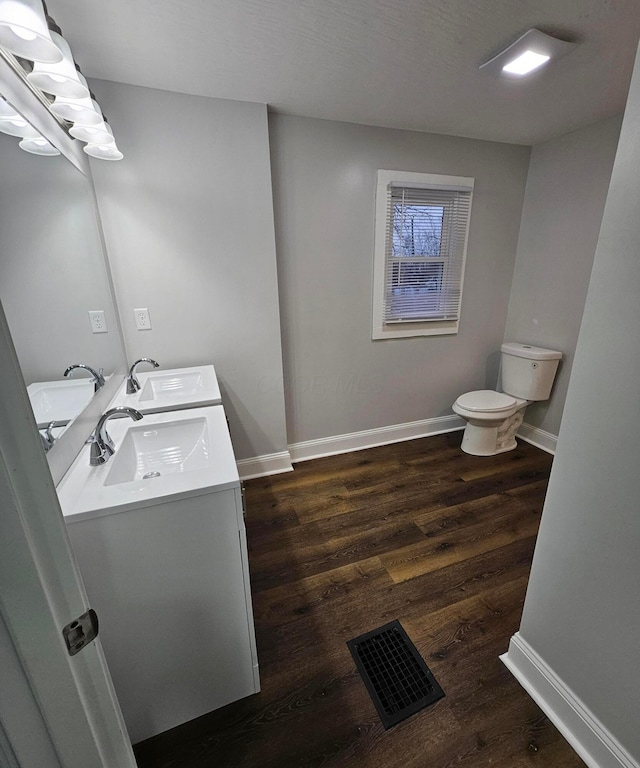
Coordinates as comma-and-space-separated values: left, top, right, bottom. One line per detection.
89, 310, 108, 333
134, 308, 152, 330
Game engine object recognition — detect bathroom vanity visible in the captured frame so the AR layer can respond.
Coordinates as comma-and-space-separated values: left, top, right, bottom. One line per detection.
58, 402, 259, 744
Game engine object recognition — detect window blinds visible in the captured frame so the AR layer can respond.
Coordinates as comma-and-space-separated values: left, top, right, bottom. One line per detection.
383, 184, 472, 324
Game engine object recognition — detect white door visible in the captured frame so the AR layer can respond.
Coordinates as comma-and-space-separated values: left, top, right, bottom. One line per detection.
0, 304, 137, 767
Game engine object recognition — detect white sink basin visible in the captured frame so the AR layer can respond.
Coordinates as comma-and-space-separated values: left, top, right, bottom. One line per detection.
109, 365, 222, 414
27, 379, 94, 428
105, 417, 211, 486
57, 406, 238, 522
138, 370, 205, 401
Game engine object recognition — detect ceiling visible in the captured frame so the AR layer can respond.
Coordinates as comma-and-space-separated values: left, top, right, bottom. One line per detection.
48, 0, 640, 145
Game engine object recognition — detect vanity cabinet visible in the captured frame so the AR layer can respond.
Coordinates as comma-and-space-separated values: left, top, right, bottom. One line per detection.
63, 413, 259, 744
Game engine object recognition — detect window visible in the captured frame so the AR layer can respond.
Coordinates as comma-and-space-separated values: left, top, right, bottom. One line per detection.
372, 170, 474, 339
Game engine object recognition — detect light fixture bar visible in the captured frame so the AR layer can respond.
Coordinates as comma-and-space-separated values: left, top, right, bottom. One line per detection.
0, 17, 122, 160
0, 46, 68, 127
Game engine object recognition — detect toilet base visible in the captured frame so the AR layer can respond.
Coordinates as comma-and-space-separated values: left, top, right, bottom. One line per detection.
459, 410, 524, 457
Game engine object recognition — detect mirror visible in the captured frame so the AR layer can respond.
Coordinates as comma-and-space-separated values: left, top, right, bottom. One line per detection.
0, 98, 126, 470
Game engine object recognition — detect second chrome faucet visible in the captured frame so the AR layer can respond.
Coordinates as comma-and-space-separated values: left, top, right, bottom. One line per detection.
126, 358, 160, 394
64, 363, 105, 393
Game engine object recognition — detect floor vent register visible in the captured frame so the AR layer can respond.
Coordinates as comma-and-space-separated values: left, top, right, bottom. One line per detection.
347, 619, 445, 729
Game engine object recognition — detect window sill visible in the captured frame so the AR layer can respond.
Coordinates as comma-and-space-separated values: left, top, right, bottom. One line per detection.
372, 319, 459, 339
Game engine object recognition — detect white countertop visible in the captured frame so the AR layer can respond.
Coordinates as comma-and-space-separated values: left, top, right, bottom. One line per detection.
58, 405, 239, 523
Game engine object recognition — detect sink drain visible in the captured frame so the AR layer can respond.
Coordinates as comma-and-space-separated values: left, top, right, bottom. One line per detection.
142, 471, 161, 479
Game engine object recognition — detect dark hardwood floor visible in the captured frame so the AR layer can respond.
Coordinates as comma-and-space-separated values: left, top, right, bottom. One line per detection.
134, 432, 585, 768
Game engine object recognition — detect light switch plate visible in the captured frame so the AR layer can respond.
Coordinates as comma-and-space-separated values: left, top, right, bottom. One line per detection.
89, 310, 107, 333
134, 308, 152, 330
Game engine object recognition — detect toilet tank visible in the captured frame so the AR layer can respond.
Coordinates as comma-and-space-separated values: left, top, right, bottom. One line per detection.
500, 343, 562, 401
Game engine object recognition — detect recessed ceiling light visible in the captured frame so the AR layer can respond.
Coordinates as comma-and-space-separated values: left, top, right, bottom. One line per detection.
502, 50, 551, 76
480, 28, 575, 78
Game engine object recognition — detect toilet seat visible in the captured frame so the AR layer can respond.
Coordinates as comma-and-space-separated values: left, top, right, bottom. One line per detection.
455, 389, 517, 413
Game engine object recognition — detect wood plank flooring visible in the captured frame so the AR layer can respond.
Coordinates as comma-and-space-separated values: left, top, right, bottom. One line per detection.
133, 432, 586, 768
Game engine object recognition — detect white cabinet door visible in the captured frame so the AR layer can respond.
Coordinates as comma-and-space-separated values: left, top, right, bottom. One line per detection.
67, 486, 260, 743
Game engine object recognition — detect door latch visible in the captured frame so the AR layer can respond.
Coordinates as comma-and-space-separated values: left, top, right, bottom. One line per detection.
62, 609, 99, 656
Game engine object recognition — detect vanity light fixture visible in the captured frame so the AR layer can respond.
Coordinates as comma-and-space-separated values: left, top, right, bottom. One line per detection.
19, 134, 59, 154
0, 114, 38, 136
27, 29, 89, 98
81, 121, 124, 160
69, 118, 114, 145
0, 95, 40, 136
0, 0, 61, 62
51, 94, 104, 125
83, 142, 123, 161
0, 0, 123, 160
0, 93, 26, 124
72, 117, 124, 160
479, 28, 575, 78
50, 72, 103, 125
1, 93, 58, 153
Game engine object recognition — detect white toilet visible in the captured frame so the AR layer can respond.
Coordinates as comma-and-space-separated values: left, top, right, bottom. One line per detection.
453, 342, 562, 456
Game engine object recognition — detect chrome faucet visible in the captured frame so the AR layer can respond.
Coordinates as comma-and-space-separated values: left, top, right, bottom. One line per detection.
64, 363, 105, 393
40, 431, 54, 453
40, 420, 63, 452
89, 406, 143, 466
126, 358, 159, 394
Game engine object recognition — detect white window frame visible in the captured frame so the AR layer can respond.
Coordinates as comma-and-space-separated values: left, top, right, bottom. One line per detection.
372, 170, 474, 340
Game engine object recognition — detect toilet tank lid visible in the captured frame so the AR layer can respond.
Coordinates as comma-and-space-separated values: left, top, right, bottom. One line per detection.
501, 342, 562, 361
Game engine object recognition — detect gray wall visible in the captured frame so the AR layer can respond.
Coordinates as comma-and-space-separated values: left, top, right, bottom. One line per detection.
88, 81, 288, 461
504, 116, 621, 436
82, 85, 621, 461
516, 50, 640, 759
269, 115, 530, 445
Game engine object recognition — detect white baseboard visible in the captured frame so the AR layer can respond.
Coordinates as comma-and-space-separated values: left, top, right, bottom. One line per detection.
517, 422, 557, 454
288, 415, 465, 464
501, 633, 638, 768
237, 417, 555, 480
236, 451, 293, 481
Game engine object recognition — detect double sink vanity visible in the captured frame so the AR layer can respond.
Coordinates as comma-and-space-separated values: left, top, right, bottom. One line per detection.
0, 62, 260, 748
56, 364, 260, 743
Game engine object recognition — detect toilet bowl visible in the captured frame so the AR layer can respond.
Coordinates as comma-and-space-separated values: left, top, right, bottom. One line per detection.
452, 390, 528, 456
452, 342, 562, 457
